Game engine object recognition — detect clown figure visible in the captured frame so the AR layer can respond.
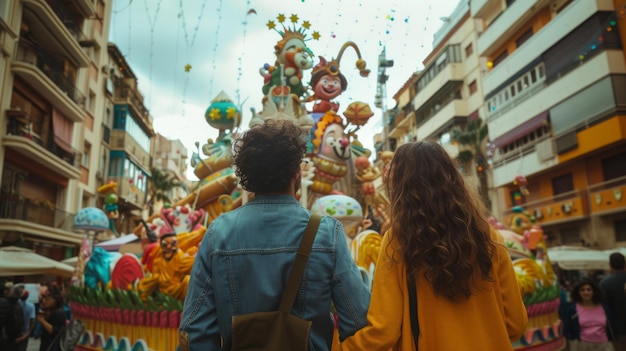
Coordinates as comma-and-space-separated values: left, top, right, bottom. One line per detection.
136, 209, 205, 301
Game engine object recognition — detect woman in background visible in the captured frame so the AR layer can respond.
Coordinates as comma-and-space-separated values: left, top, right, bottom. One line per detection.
560, 280, 614, 351
340, 141, 528, 350
37, 286, 66, 351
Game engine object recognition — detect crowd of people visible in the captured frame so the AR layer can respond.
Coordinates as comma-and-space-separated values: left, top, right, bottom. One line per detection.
0, 281, 70, 351
2, 120, 625, 351
177, 120, 626, 350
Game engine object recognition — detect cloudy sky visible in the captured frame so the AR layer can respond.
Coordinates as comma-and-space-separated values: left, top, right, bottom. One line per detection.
109, 0, 462, 180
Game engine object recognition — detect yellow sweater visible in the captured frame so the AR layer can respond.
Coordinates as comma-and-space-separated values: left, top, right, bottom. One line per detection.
340, 229, 528, 351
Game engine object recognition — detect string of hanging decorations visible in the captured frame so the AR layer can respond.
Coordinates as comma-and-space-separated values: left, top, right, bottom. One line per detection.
178, 0, 209, 117
208, 0, 224, 100
236, 1, 254, 106
143, 0, 163, 110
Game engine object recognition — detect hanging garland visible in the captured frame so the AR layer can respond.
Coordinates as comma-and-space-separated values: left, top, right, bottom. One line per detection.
178, 0, 209, 117
143, 0, 163, 110
235, 0, 253, 106
207, 0, 224, 99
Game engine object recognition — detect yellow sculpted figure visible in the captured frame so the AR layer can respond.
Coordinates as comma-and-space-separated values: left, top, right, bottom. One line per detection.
137, 207, 206, 301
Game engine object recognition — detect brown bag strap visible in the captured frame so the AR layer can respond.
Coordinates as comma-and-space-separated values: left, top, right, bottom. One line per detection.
279, 214, 322, 313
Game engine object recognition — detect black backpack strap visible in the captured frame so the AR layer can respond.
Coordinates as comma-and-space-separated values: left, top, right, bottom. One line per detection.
408, 273, 419, 349
279, 214, 322, 313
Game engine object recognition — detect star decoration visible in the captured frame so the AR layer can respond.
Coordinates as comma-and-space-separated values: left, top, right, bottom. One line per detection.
277, 14, 286, 23
302, 21, 311, 29
184, 64, 192, 72
209, 108, 221, 121
312, 31, 321, 40
226, 107, 237, 119
266, 20, 276, 30
290, 14, 299, 23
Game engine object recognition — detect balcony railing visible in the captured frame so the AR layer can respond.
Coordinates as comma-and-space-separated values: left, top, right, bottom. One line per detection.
502, 180, 626, 226
5, 111, 79, 168
0, 195, 76, 231
506, 190, 589, 224
588, 175, 626, 215
15, 42, 86, 107
114, 84, 151, 129
49, 0, 87, 42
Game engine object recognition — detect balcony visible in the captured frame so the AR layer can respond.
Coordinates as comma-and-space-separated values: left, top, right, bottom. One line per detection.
507, 189, 589, 227
109, 130, 151, 168
13, 43, 85, 122
0, 195, 82, 245
114, 84, 153, 131
72, 0, 97, 18
477, 0, 543, 57
109, 177, 147, 210
4, 110, 81, 179
470, 0, 494, 17
492, 137, 557, 188
412, 63, 464, 110
482, 0, 613, 95
389, 110, 415, 139
21, 0, 89, 68
488, 51, 619, 141
417, 99, 469, 141
588, 176, 626, 216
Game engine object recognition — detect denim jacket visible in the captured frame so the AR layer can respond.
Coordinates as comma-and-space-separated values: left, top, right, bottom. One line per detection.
179, 195, 371, 350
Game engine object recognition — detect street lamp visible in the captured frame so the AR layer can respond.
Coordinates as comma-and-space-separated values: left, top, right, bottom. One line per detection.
375, 48, 393, 151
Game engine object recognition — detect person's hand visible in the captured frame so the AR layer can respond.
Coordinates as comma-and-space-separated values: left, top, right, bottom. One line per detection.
36, 310, 46, 323
15, 334, 28, 343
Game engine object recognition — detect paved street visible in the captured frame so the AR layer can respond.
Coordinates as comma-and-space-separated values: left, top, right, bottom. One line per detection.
26, 337, 40, 351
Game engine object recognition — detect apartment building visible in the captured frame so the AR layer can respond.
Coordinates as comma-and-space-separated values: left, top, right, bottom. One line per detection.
473, 0, 626, 248
0, 0, 112, 260
0, 1, 160, 260
102, 43, 155, 235
152, 133, 190, 212
386, 0, 487, 193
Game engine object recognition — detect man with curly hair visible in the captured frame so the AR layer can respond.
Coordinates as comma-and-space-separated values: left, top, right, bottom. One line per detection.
179, 120, 370, 350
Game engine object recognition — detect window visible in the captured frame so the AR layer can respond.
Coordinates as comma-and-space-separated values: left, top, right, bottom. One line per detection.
88, 91, 96, 113
90, 46, 100, 65
602, 152, 626, 180
469, 80, 477, 95
516, 28, 534, 48
552, 173, 574, 196
492, 50, 508, 67
82, 143, 91, 167
530, 70, 537, 84
465, 43, 473, 57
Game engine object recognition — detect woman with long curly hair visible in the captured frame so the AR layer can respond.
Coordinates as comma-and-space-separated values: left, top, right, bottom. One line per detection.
340, 141, 528, 350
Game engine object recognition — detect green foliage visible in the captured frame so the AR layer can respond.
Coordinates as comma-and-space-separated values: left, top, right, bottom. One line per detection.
451, 118, 491, 208
457, 150, 473, 164
147, 167, 188, 215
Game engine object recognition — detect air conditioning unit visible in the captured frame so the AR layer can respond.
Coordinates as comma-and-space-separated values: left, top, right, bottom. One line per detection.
535, 139, 555, 162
